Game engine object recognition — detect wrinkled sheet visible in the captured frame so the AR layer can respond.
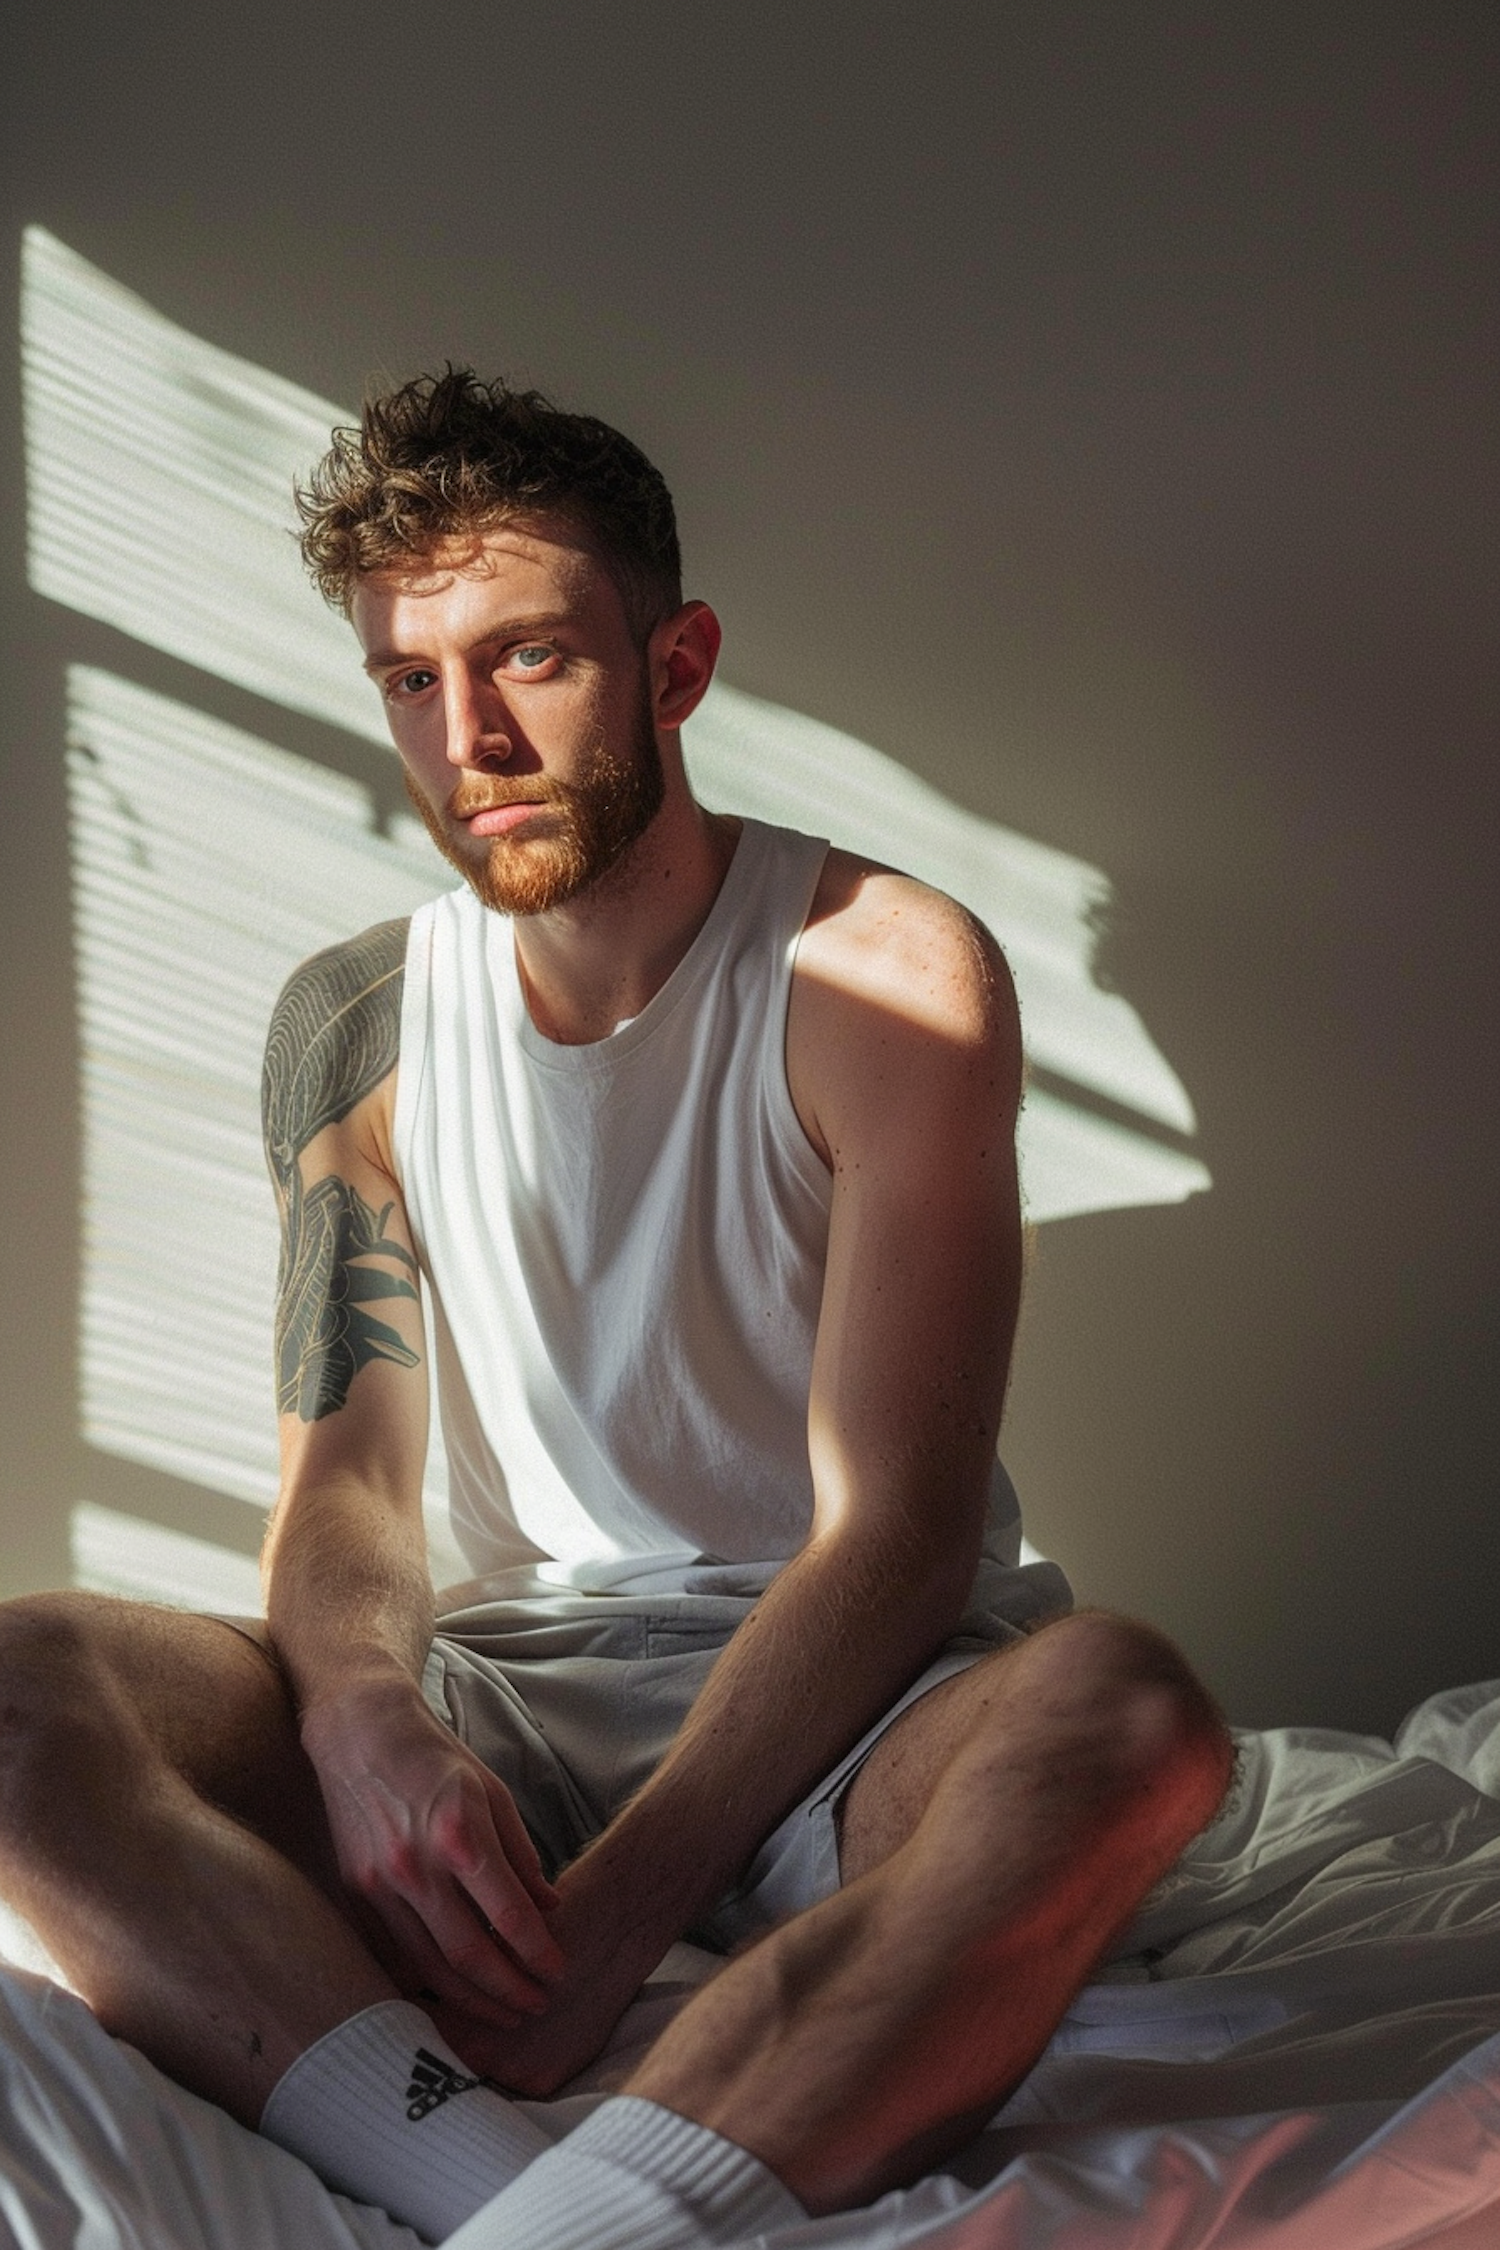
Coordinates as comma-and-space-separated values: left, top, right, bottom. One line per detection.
4, 1682, 1500, 2249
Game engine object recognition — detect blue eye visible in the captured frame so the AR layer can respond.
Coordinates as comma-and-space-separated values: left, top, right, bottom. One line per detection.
511, 645, 553, 671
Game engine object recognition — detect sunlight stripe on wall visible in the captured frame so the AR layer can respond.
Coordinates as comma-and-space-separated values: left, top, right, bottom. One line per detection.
23, 230, 381, 744
684, 684, 1208, 1151
67, 664, 467, 1584
71, 1503, 265, 1614
25, 229, 1214, 1599
24, 224, 1209, 1183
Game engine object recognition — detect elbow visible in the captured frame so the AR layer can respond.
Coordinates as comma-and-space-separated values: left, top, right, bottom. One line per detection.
806, 1513, 980, 1657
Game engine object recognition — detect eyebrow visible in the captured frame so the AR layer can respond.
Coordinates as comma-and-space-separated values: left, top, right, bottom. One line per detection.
360, 611, 576, 676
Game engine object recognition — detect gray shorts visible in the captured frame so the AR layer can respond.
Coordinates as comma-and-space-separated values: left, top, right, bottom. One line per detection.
423, 1588, 1027, 1952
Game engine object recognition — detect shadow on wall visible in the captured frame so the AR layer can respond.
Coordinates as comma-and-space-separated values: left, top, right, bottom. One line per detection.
21, 228, 1208, 1610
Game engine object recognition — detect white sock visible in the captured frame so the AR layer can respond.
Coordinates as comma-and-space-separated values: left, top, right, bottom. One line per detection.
258, 1999, 554, 2242
442, 2096, 807, 2250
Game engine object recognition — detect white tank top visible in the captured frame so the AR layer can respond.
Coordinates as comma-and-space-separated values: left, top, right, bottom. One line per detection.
395, 819, 1049, 1606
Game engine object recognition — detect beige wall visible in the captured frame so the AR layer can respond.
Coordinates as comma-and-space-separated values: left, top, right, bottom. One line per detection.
3, 5, 1496, 1730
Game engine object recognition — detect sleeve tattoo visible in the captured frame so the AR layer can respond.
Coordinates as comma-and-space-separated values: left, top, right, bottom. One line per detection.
261, 920, 420, 1421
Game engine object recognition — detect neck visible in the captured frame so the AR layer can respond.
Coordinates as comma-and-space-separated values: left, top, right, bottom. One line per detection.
512, 789, 741, 1045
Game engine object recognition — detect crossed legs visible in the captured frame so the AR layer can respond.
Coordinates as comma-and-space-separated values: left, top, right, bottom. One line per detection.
0, 1593, 1229, 2219
632, 1610, 1231, 2210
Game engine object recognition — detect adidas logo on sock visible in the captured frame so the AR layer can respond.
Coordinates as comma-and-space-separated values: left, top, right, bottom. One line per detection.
406, 2046, 481, 2121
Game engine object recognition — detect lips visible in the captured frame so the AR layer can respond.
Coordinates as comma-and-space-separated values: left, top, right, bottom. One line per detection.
462, 801, 544, 838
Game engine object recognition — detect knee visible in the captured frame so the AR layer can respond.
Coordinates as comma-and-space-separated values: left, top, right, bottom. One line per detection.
1027, 1610, 1232, 1829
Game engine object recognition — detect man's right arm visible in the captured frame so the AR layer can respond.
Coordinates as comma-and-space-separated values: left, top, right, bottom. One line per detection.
260, 922, 562, 2022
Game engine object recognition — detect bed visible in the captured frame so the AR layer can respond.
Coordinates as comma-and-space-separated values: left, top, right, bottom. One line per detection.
4, 1678, 1500, 2249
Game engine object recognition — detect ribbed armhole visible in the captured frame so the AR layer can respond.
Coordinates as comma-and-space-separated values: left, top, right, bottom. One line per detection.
389, 899, 434, 1200
765, 831, 836, 1201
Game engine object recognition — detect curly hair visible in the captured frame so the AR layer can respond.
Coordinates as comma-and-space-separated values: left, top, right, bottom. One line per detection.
295, 367, 682, 637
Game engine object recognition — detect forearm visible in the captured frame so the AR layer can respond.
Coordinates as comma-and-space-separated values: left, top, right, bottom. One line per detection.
564, 1521, 973, 1964
263, 1478, 435, 1719
261, 1477, 564, 2016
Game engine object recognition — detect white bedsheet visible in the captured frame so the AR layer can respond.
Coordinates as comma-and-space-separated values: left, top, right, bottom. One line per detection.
4, 1682, 1500, 2249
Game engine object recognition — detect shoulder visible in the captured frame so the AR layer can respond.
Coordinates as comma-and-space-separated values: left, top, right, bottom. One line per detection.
261, 919, 410, 1177
264, 919, 410, 1068
796, 849, 1017, 1048
789, 852, 1020, 1163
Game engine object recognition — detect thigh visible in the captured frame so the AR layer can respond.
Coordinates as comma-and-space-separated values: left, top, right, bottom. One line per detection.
1, 1590, 338, 1887
836, 1636, 1027, 1881
697, 1636, 1008, 1951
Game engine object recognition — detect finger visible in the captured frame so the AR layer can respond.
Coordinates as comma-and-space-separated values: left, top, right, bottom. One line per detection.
430, 1783, 567, 1980
366, 1885, 534, 2026
477, 1772, 561, 1912
403, 1872, 559, 2014
437, 1761, 560, 1914
453, 1847, 567, 1984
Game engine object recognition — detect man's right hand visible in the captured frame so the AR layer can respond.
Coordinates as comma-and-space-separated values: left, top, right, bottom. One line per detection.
299, 1680, 565, 2025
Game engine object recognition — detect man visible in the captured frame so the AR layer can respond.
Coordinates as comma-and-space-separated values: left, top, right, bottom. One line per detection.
0, 372, 1229, 2232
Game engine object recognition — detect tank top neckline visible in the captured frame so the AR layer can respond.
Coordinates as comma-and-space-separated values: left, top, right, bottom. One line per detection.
504, 815, 768, 1075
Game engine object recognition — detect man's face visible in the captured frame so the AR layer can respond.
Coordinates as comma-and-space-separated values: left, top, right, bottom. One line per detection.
353, 520, 664, 917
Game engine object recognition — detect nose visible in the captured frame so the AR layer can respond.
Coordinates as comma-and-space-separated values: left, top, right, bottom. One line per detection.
443, 665, 514, 771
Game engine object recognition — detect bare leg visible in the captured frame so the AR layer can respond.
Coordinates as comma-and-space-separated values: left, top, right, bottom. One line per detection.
0, 1594, 1227, 2221
625, 1611, 1231, 2214
0, 1593, 394, 2123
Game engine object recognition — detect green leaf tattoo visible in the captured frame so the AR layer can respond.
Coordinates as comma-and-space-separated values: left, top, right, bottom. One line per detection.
262, 920, 420, 1421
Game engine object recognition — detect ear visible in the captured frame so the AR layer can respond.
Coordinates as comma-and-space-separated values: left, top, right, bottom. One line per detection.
650, 601, 722, 731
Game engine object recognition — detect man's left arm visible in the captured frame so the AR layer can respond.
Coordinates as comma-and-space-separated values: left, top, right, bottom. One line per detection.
495, 870, 1024, 2091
